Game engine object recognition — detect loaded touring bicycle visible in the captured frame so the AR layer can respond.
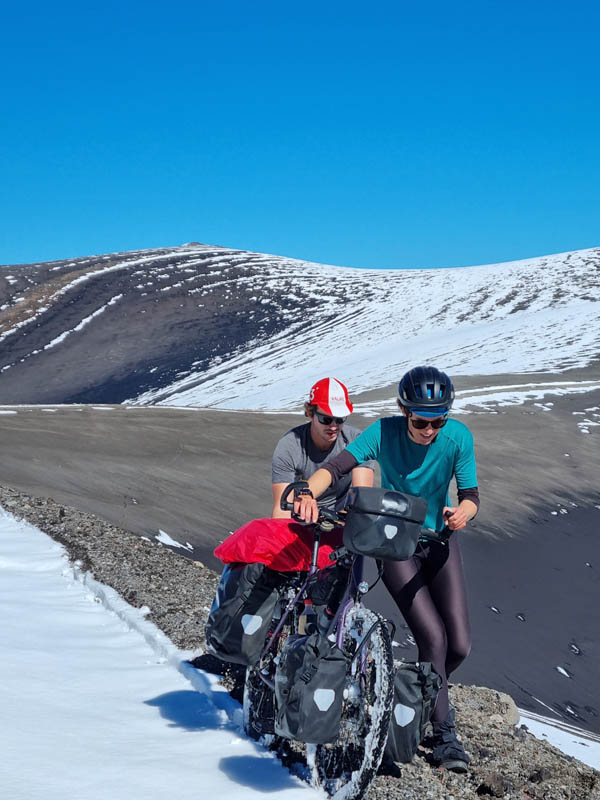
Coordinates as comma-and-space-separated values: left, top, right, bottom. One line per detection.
206, 483, 444, 799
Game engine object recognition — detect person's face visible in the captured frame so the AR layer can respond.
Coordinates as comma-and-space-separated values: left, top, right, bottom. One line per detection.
310, 407, 345, 449
403, 409, 448, 445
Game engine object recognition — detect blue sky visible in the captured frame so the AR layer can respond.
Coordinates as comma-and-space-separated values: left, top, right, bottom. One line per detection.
1, 1, 599, 269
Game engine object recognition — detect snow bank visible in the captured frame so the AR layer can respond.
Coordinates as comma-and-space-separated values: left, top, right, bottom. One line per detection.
0, 509, 321, 800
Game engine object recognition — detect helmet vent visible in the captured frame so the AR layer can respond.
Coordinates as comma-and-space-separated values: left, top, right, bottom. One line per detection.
398, 366, 455, 410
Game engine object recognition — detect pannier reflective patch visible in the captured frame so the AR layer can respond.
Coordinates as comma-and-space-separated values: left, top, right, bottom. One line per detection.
393, 702, 416, 727
313, 689, 335, 711
241, 614, 263, 635
384, 524, 398, 540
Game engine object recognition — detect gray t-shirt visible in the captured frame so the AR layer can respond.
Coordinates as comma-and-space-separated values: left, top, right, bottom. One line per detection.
271, 422, 373, 511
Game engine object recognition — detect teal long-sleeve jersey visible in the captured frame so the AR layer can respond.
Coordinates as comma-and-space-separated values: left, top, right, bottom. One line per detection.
345, 416, 477, 533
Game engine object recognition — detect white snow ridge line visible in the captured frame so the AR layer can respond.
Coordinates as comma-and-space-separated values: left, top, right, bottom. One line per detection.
44, 294, 124, 351
73, 564, 239, 723
0, 247, 207, 346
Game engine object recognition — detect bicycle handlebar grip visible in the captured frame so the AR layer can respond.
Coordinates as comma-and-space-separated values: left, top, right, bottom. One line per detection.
280, 481, 311, 512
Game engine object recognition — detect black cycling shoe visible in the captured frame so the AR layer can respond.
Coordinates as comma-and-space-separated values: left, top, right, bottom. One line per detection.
431, 709, 470, 773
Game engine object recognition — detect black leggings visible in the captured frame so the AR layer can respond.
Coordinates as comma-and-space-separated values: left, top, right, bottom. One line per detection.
383, 535, 471, 722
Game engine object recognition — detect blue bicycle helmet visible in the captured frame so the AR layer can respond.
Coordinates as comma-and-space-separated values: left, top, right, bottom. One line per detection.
398, 366, 455, 417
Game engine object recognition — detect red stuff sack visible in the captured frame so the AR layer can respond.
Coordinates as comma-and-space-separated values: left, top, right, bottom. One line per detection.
214, 518, 344, 572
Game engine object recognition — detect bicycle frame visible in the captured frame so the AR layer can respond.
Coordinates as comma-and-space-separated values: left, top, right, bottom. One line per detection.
254, 525, 365, 689
254, 481, 403, 690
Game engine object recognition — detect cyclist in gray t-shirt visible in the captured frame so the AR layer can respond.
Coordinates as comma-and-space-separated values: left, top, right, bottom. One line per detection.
271, 377, 374, 517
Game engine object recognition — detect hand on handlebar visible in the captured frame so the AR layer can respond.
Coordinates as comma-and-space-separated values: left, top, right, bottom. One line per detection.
443, 506, 468, 531
294, 493, 320, 524
279, 482, 321, 525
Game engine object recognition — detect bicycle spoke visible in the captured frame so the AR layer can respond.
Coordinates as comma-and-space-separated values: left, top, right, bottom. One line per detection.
308, 606, 394, 799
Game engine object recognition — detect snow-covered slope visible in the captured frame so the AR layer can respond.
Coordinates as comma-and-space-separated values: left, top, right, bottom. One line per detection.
1, 244, 598, 408
139, 248, 600, 410
0, 508, 320, 800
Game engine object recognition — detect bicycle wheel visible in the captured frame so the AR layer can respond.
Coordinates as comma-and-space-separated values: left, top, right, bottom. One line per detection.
243, 662, 279, 747
307, 605, 394, 799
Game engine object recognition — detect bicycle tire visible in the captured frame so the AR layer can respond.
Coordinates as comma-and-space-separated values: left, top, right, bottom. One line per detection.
243, 663, 280, 747
306, 605, 394, 799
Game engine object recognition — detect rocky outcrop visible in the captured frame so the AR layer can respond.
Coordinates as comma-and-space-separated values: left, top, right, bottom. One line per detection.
2, 484, 598, 800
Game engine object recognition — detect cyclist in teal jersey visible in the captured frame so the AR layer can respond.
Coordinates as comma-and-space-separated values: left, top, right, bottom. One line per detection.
293, 366, 479, 773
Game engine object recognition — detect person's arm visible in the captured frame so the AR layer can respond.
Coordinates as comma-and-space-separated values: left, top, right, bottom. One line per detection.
445, 428, 479, 530
442, 494, 478, 531
293, 449, 360, 522
271, 432, 299, 518
293, 468, 334, 523
295, 422, 383, 522
272, 483, 292, 518
351, 466, 374, 488
276, 460, 372, 517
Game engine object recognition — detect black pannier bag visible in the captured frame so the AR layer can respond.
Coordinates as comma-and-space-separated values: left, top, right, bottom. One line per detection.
343, 487, 428, 561
385, 661, 441, 763
274, 631, 347, 743
205, 562, 282, 666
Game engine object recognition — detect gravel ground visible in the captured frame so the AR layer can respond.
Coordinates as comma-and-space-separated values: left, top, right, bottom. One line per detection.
2, 483, 599, 800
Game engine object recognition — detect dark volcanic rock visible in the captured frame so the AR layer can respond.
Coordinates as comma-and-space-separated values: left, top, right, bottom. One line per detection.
0, 244, 362, 404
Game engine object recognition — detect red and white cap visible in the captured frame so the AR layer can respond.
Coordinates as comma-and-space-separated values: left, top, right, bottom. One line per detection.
309, 377, 353, 416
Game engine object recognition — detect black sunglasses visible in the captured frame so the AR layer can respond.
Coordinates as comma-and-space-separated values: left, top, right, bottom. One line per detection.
314, 411, 346, 426
408, 412, 448, 430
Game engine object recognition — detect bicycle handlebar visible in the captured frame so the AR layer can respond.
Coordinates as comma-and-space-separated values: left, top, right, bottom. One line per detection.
281, 482, 453, 547
419, 509, 453, 545
280, 481, 311, 512
280, 481, 342, 530
418, 528, 450, 545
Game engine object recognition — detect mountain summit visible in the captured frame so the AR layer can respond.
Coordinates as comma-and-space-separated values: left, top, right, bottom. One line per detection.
1, 244, 598, 406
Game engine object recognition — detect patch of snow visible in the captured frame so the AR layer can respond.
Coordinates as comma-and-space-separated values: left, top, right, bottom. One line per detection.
519, 710, 600, 770
155, 530, 194, 551
43, 295, 124, 351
